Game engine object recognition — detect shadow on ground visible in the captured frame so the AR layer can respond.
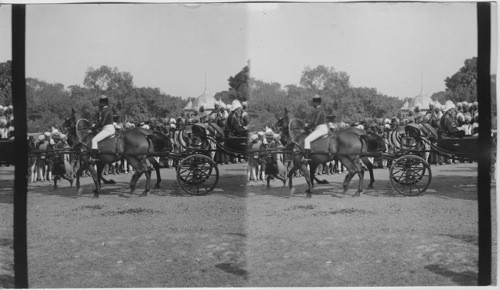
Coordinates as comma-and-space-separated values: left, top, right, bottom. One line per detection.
424, 264, 477, 286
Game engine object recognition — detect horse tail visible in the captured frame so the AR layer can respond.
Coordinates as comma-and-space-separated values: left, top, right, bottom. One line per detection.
314, 176, 329, 184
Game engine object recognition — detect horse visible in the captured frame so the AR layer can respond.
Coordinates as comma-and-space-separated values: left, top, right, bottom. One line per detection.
274, 108, 386, 192
62, 109, 172, 198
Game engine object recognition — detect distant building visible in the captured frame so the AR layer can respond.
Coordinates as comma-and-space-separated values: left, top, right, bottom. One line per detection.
400, 75, 433, 118
183, 89, 222, 119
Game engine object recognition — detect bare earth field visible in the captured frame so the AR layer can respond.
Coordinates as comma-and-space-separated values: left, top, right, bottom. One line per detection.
0, 161, 496, 287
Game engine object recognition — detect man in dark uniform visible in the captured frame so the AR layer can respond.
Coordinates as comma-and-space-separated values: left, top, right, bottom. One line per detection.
91, 95, 115, 157
303, 95, 328, 162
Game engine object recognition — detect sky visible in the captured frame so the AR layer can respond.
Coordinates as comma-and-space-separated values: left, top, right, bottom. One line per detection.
1, 4, 249, 98
0, 3, 497, 100
249, 2, 491, 99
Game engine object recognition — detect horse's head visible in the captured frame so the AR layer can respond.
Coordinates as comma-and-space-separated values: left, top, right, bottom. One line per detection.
61, 108, 78, 146
274, 108, 290, 134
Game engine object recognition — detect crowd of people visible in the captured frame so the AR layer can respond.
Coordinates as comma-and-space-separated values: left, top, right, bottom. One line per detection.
2, 97, 485, 185
26, 97, 252, 184
247, 98, 483, 183
0, 104, 14, 140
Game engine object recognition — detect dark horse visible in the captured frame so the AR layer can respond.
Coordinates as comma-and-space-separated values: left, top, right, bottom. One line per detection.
62, 109, 172, 198
274, 108, 386, 197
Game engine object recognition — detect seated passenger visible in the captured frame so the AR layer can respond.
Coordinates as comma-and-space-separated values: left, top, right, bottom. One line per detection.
439, 100, 465, 138
225, 99, 247, 138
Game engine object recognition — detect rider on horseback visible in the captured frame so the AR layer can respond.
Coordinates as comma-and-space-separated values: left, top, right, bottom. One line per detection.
90, 95, 115, 158
303, 95, 328, 162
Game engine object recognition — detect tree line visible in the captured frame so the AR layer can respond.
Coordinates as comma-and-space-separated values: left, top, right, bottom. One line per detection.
0, 57, 489, 133
0, 63, 249, 133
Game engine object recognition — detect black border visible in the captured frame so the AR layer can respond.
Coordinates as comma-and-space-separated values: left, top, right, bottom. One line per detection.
12, 4, 28, 288
477, 2, 492, 286
10, 2, 496, 287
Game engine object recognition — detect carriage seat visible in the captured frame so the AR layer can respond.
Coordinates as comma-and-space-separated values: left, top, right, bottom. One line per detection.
192, 122, 224, 139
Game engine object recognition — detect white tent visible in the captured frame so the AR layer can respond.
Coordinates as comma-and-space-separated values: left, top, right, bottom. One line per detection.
183, 100, 193, 110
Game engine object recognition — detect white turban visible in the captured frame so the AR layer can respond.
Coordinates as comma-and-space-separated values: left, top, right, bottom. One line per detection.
443, 100, 456, 112
230, 100, 242, 111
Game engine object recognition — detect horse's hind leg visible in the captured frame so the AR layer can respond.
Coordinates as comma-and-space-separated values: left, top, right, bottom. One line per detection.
125, 157, 149, 196
354, 169, 365, 197
148, 157, 161, 189
141, 168, 152, 196
351, 157, 365, 197
361, 157, 374, 189
337, 156, 357, 195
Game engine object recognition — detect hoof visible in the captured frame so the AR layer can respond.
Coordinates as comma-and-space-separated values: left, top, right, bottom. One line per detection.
305, 194, 312, 198
367, 185, 373, 190
92, 194, 99, 199
141, 191, 149, 196
353, 191, 363, 197
154, 184, 161, 190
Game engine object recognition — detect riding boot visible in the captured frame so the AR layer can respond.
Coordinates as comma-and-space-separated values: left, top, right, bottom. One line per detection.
303, 149, 311, 163
90, 149, 99, 160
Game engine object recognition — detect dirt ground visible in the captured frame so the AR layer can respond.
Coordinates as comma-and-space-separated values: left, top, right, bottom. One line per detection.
0, 161, 497, 287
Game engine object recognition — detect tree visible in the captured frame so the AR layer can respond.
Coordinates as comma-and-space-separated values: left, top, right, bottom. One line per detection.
0, 60, 12, 105
300, 65, 350, 94
213, 90, 232, 105
83, 65, 135, 112
444, 57, 477, 103
26, 78, 73, 132
228, 65, 249, 101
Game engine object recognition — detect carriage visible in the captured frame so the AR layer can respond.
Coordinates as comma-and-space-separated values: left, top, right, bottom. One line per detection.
21, 112, 486, 198
174, 122, 248, 195
384, 122, 487, 196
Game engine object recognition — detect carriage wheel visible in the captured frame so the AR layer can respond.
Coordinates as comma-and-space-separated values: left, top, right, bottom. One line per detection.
288, 118, 306, 141
176, 154, 219, 195
76, 119, 92, 141
389, 155, 431, 196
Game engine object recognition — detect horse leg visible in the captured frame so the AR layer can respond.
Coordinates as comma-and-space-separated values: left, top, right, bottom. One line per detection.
53, 175, 58, 189
141, 167, 152, 196
87, 163, 100, 198
99, 162, 116, 185
287, 162, 301, 195
96, 162, 104, 188
309, 163, 317, 189
125, 157, 145, 196
351, 157, 364, 197
361, 157, 374, 189
337, 156, 357, 195
266, 175, 271, 189
74, 161, 89, 194
301, 163, 313, 198
148, 156, 161, 189
354, 169, 365, 197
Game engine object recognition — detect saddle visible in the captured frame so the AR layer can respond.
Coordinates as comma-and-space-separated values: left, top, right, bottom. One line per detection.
95, 133, 124, 155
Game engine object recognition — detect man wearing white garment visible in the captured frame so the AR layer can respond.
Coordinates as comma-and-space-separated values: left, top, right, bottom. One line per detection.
90, 95, 115, 158
303, 95, 328, 162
